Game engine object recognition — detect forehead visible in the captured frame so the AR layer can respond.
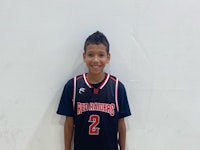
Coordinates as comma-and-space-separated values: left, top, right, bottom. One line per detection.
86, 44, 107, 53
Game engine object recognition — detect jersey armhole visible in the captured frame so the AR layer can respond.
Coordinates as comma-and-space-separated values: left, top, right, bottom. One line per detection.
115, 78, 119, 112
72, 77, 76, 110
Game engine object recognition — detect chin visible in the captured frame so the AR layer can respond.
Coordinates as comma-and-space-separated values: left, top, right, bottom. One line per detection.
89, 70, 103, 75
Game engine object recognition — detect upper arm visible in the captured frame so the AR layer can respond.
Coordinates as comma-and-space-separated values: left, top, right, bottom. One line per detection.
64, 116, 74, 129
118, 118, 126, 131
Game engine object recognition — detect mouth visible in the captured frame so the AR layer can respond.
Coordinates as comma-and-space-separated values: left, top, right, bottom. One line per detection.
91, 65, 101, 70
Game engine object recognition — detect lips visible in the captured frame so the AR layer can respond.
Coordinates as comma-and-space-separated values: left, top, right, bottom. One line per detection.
90, 65, 102, 71
92, 65, 100, 68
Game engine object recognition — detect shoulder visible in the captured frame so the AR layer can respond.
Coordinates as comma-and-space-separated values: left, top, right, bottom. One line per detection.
109, 74, 117, 81
109, 74, 125, 88
65, 74, 84, 86
75, 74, 84, 80
64, 78, 73, 89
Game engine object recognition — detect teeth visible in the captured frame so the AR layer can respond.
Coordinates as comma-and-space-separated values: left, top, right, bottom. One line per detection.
92, 65, 100, 69
93, 66, 99, 68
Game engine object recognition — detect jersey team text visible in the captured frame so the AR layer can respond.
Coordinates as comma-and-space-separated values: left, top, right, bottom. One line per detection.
77, 102, 115, 116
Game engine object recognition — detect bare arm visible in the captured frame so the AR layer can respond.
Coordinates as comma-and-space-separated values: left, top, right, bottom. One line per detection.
118, 118, 126, 150
64, 117, 74, 150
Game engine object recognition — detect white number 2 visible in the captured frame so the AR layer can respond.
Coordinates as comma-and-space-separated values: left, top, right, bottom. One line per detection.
88, 115, 100, 135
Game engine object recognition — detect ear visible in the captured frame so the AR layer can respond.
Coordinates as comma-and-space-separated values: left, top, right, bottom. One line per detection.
107, 53, 111, 63
83, 52, 86, 62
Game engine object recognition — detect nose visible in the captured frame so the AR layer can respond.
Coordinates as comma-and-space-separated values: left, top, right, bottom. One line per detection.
93, 55, 99, 62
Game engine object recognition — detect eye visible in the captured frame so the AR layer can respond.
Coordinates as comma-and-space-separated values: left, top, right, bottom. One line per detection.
87, 53, 94, 57
99, 53, 105, 57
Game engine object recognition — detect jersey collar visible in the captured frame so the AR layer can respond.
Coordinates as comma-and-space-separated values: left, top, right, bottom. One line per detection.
83, 73, 110, 89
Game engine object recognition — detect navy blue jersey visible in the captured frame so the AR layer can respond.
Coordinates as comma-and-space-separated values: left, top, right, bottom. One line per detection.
57, 73, 131, 150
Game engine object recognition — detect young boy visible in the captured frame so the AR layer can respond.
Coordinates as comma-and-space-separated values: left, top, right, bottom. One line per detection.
57, 31, 131, 150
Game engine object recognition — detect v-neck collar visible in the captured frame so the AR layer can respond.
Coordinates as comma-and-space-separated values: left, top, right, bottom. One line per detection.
83, 73, 110, 90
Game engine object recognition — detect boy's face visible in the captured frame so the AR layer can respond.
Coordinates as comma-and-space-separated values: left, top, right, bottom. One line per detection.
83, 44, 110, 76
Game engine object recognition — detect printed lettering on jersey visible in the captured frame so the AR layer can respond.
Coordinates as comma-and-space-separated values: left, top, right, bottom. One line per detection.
77, 102, 115, 116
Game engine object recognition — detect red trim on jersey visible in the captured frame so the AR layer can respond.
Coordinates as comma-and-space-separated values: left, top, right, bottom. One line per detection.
83, 73, 110, 94
110, 76, 116, 81
99, 74, 110, 89
72, 77, 76, 110
83, 73, 110, 89
76, 75, 83, 81
115, 78, 119, 112
83, 73, 93, 88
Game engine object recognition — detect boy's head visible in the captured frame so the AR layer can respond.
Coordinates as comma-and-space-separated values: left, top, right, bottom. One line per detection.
83, 31, 110, 76
84, 31, 110, 54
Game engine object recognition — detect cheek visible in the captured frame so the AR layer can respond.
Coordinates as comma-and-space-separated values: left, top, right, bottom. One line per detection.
84, 59, 91, 65
106, 58, 110, 64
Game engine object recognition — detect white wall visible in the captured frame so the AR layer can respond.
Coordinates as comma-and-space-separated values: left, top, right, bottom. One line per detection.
0, 0, 200, 150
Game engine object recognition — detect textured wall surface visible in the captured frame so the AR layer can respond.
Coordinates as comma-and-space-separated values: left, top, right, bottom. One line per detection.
0, 0, 200, 150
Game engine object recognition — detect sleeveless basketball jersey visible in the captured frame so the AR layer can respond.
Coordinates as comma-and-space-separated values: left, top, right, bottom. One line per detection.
72, 73, 120, 150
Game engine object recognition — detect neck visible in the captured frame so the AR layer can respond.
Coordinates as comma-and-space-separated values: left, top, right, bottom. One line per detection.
87, 72, 105, 84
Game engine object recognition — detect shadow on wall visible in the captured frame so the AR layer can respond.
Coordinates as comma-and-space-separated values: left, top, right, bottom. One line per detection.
25, 64, 87, 150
